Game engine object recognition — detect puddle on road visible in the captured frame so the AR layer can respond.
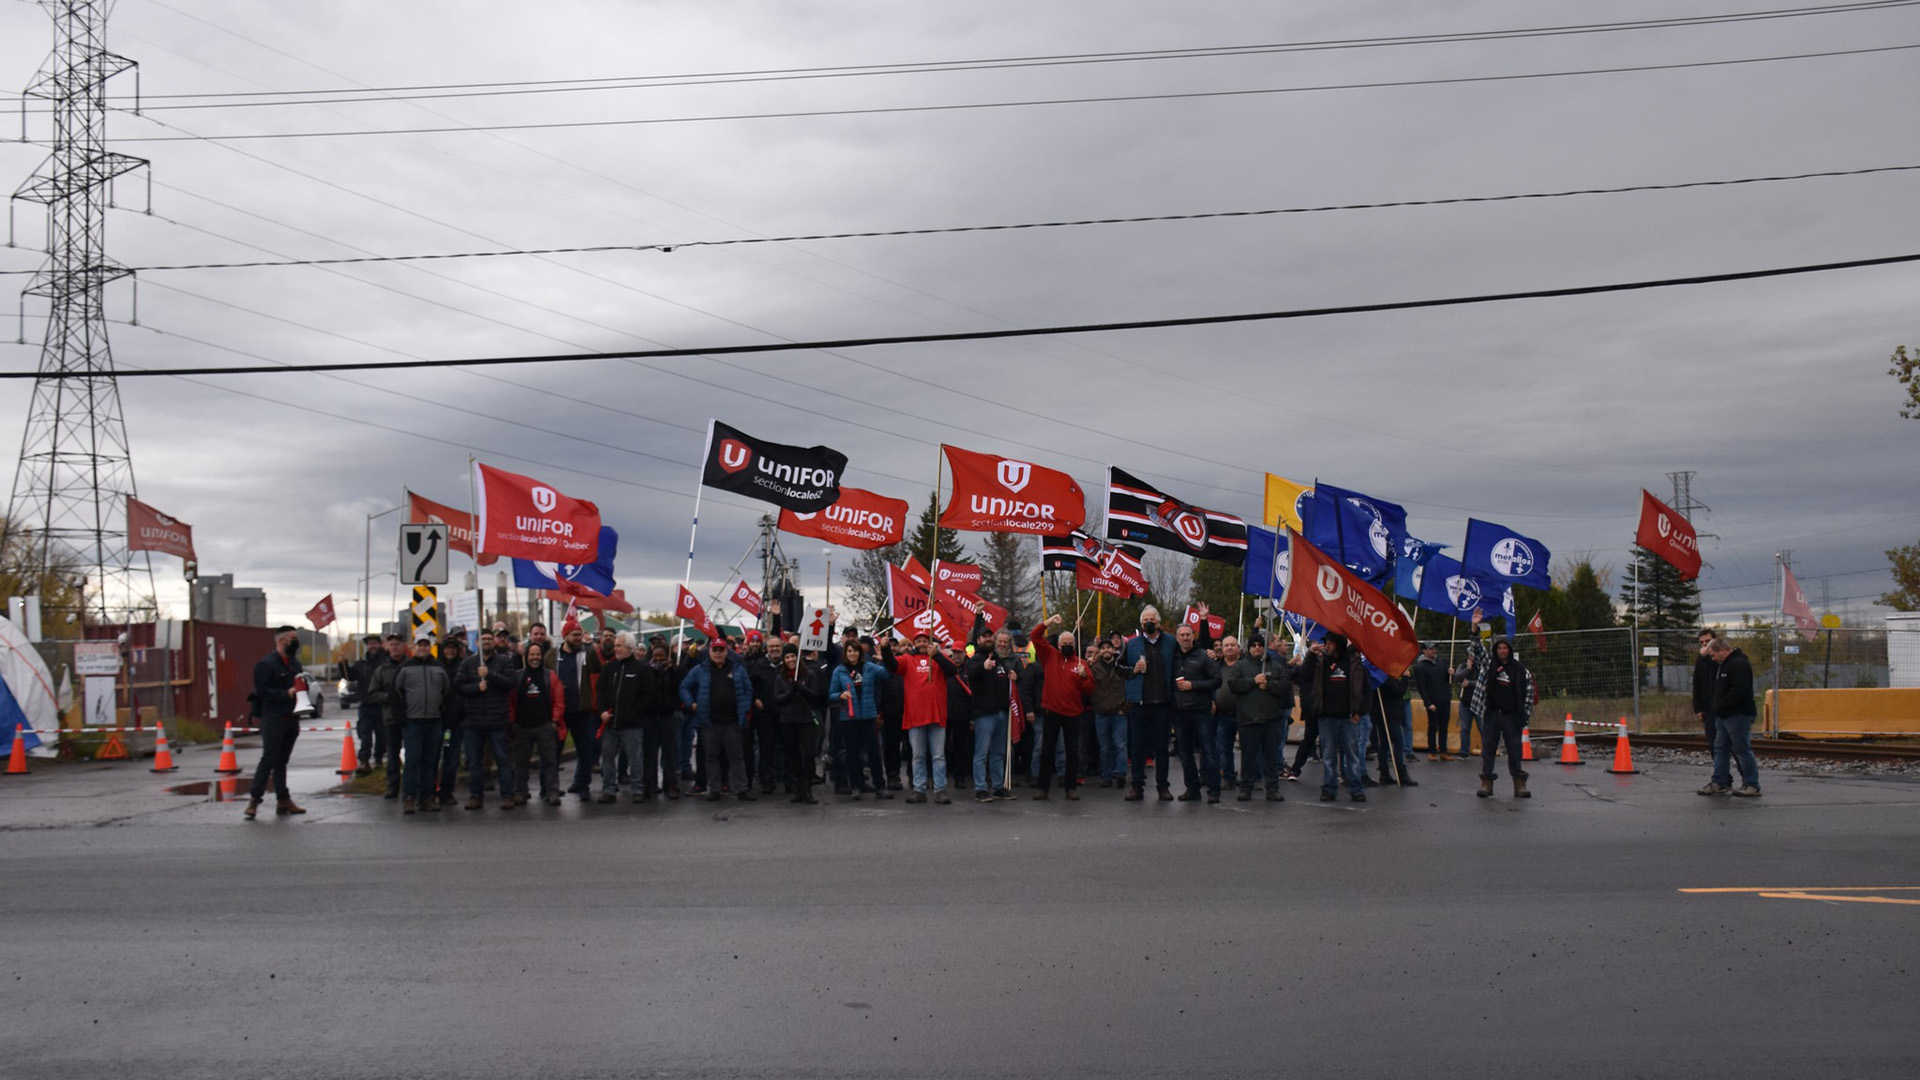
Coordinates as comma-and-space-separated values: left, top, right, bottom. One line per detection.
165, 779, 244, 801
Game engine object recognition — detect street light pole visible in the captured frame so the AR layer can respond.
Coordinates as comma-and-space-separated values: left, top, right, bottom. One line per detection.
364, 503, 403, 637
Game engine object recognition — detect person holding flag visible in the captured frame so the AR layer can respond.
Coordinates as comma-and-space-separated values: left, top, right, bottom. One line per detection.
894, 631, 961, 805
827, 640, 892, 800
1030, 614, 1095, 801
1301, 633, 1371, 803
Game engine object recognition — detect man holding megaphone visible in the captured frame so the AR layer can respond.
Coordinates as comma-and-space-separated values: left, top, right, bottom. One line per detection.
245, 626, 307, 821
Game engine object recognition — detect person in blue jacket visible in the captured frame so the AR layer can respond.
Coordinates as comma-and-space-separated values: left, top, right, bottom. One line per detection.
827, 640, 893, 800
1120, 605, 1182, 801
679, 638, 755, 801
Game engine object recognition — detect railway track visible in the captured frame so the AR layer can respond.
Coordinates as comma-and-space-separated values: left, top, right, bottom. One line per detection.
1601, 733, 1920, 762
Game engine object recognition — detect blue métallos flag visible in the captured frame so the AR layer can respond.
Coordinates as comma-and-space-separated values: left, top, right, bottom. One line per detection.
1461, 518, 1551, 590
1415, 553, 1502, 623
1303, 482, 1406, 587
1243, 525, 1290, 601
513, 525, 619, 595
1392, 535, 1444, 597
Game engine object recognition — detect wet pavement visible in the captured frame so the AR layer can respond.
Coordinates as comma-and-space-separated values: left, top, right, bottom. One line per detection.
3, 730, 1917, 1078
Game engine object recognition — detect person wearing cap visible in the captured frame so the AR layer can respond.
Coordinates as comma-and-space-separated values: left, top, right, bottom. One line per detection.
1087, 636, 1128, 787
433, 632, 468, 808
596, 633, 649, 803
348, 634, 388, 778
1303, 632, 1370, 803
555, 622, 600, 798
508, 641, 566, 807
456, 629, 522, 810
772, 642, 825, 803
1030, 615, 1095, 800
243, 625, 307, 820
362, 633, 410, 799
1225, 632, 1292, 801
964, 629, 1023, 800
680, 637, 756, 801
1412, 642, 1451, 760
393, 637, 452, 814
895, 632, 960, 804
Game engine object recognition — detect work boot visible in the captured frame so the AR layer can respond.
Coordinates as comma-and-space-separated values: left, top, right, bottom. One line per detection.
402, 798, 417, 815
465, 796, 483, 810
243, 798, 261, 821
1123, 788, 1144, 802
1732, 785, 1762, 798
1477, 776, 1495, 799
1513, 775, 1530, 799
275, 801, 306, 815
934, 790, 951, 804
1697, 782, 1730, 796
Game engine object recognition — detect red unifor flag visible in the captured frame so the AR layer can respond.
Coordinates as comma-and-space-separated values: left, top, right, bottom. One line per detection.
472, 462, 601, 564
935, 582, 1008, 634
126, 496, 196, 562
1634, 489, 1700, 581
887, 562, 932, 627
776, 486, 909, 550
730, 579, 764, 617
932, 559, 984, 594
1007, 682, 1027, 744
545, 588, 634, 615
938, 444, 1085, 535
305, 594, 337, 630
1182, 606, 1227, 640
1782, 564, 1819, 641
408, 489, 495, 566
1527, 610, 1548, 652
675, 585, 717, 639
1075, 559, 1131, 598
1279, 528, 1420, 677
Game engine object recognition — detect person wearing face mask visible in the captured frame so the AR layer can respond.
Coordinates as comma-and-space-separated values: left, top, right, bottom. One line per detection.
362, 633, 410, 799
827, 640, 893, 800
639, 641, 685, 799
964, 629, 1024, 801
772, 643, 826, 804
1030, 614, 1095, 800
1225, 633, 1293, 801
1120, 606, 1181, 802
1087, 637, 1129, 787
596, 633, 651, 803
243, 626, 308, 821
456, 630, 523, 810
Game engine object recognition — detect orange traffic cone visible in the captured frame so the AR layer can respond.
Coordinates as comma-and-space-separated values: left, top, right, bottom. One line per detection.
1605, 717, 1639, 774
214, 722, 242, 775
335, 730, 359, 777
5, 724, 30, 775
150, 723, 178, 773
1555, 713, 1583, 766
1520, 727, 1535, 762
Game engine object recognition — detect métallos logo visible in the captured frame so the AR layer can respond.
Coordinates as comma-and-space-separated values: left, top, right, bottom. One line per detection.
1490, 537, 1535, 578
997, 460, 1031, 493
717, 438, 752, 474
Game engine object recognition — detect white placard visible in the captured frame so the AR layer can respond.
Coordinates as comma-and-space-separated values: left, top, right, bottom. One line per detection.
799, 607, 830, 653
84, 675, 116, 727
74, 641, 120, 676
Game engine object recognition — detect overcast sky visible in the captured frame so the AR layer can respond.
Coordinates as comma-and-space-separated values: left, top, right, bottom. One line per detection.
2, 0, 1915, 635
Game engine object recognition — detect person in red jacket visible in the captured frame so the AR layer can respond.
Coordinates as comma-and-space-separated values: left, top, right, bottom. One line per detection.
1031, 614, 1096, 801
895, 632, 961, 804
509, 642, 568, 806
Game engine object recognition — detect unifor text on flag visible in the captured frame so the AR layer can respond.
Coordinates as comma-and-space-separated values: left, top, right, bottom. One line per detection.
939, 444, 1085, 534
473, 462, 601, 564
701, 419, 849, 513
1634, 489, 1701, 581
126, 496, 196, 563
408, 489, 495, 565
1105, 467, 1248, 565
777, 486, 907, 549
1280, 529, 1420, 677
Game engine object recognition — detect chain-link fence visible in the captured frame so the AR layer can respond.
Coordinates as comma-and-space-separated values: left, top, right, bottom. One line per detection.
1434, 625, 1896, 736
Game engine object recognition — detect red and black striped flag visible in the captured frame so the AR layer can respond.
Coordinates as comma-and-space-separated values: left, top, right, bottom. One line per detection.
1105, 467, 1248, 565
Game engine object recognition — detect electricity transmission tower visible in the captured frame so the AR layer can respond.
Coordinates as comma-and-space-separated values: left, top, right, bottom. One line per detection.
4, 0, 155, 626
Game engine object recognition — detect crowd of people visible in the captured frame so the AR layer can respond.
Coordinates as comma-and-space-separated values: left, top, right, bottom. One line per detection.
239, 603, 1757, 819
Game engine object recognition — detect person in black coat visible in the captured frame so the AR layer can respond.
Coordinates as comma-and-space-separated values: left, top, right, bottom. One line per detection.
1690, 628, 1719, 743
243, 626, 307, 820
1170, 620, 1222, 803
1412, 643, 1453, 760
773, 643, 825, 803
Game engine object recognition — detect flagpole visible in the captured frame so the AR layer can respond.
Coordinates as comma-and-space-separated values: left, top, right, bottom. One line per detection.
925, 445, 944, 639
680, 422, 716, 651
1095, 591, 1103, 640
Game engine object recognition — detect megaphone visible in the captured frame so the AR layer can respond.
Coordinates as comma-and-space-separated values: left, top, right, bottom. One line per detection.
292, 674, 320, 720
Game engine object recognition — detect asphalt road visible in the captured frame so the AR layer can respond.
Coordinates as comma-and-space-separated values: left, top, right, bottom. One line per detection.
3, 732, 1917, 1079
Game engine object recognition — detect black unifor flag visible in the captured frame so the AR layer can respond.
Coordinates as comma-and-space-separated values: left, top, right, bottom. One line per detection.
701, 419, 849, 513
1105, 467, 1249, 565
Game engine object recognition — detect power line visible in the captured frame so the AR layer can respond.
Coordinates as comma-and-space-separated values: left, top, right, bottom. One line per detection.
9, 251, 1912, 380
98, 43, 1920, 144
4, 164, 1908, 276
46, 1, 1910, 111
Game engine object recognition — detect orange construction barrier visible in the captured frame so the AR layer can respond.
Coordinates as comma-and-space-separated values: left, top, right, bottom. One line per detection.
5, 724, 29, 775
335, 730, 359, 777
214, 722, 242, 775
150, 723, 178, 772
1605, 717, 1639, 774
1555, 713, 1583, 766
1520, 727, 1535, 761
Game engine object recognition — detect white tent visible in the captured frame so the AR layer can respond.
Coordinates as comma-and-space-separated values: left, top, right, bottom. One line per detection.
0, 616, 60, 758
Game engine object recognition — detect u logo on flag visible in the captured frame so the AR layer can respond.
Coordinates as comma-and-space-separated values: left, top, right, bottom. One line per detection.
996, 460, 1030, 493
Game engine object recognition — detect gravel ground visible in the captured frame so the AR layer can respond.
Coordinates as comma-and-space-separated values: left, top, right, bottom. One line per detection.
1631, 744, 1920, 778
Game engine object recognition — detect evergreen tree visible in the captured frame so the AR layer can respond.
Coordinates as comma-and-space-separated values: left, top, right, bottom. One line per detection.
1563, 561, 1618, 629
1620, 545, 1702, 690
978, 532, 1038, 628
904, 490, 966, 570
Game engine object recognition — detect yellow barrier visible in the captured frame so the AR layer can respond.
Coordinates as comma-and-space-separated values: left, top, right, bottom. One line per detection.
1764, 688, 1920, 738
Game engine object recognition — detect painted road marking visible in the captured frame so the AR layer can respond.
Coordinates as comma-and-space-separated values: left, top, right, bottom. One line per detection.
1680, 886, 1920, 906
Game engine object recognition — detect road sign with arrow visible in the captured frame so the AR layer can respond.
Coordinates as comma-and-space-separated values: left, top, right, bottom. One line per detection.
399, 523, 449, 585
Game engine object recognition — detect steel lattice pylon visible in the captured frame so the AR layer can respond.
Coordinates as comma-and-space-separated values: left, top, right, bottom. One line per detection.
4, 0, 156, 625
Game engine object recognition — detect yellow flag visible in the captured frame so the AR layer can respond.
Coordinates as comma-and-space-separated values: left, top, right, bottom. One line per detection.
1263, 474, 1311, 532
